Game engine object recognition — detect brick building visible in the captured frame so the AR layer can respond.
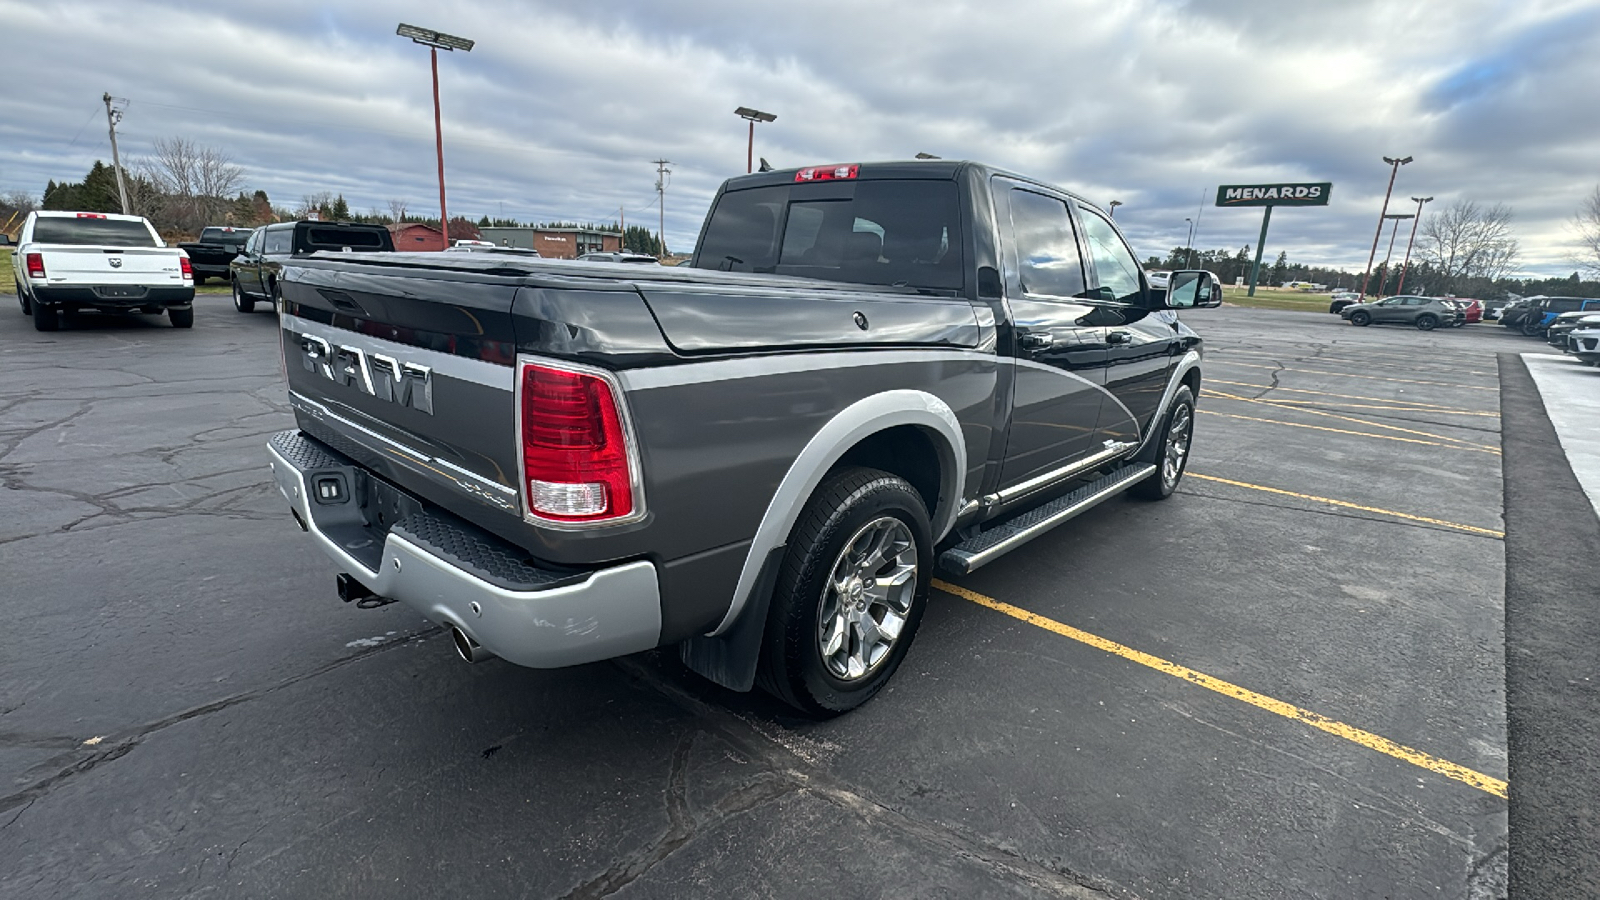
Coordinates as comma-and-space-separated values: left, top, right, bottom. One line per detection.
478, 227, 622, 260
387, 222, 447, 252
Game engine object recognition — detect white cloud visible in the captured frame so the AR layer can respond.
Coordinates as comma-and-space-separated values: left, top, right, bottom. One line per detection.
1, 0, 1595, 274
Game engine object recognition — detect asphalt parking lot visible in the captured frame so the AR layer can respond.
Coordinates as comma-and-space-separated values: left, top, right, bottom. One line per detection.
0, 296, 1534, 898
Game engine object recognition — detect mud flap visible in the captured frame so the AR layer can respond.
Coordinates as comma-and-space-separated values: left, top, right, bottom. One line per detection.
677, 546, 785, 692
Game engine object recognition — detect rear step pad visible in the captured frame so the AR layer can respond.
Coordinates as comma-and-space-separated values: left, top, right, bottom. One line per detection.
939, 464, 1157, 575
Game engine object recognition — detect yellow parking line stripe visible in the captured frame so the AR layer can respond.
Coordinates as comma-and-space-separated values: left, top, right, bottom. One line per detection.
1207, 380, 1499, 417
1211, 359, 1497, 391
1248, 398, 1501, 418
1199, 410, 1502, 455
1207, 391, 1501, 450
932, 579, 1509, 799
1186, 473, 1505, 537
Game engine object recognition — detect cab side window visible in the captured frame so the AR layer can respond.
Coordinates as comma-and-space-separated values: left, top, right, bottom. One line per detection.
265, 229, 292, 255
1007, 189, 1085, 299
1076, 207, 1144, 305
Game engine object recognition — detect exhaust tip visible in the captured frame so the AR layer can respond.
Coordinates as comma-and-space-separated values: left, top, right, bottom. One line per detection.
450, 625, 487, 663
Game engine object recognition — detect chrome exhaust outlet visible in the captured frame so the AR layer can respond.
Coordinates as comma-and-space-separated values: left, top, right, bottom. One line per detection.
449, 625, 494, 663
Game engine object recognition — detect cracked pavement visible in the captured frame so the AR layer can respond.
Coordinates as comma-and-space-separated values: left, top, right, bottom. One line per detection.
0, 298, 1514, 898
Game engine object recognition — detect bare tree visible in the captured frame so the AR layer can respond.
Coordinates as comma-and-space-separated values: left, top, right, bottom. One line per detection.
1572, 185, 1600, 278
387, 198, 409, 223
1419, 199, 1520, 281
141, 137, 244, 233
297, 191, 335, 219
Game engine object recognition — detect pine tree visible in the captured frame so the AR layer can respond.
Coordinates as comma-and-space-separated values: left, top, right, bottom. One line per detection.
330, 194, 350, 220
1270, 250, 1288, 286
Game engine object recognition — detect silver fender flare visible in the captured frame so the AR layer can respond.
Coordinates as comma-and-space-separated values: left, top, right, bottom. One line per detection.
1133, 349, 1202, 457
708, 389, 967, 636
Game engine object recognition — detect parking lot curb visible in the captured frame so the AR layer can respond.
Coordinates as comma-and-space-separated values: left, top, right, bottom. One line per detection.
1499, 352, 1600, 899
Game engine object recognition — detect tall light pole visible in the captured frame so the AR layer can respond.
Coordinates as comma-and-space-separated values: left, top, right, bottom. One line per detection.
1108, 200, 1123, 218
1377, 213, 1413, 295
397, 24, 474, 249
735, 107, 775, 175
1184, 217, 1196, 268
1396, 196, 1432, 295
1359, 155, 1412, 298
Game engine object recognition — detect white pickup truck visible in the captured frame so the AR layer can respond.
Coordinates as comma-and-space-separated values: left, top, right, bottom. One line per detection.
11, 211, 195, 331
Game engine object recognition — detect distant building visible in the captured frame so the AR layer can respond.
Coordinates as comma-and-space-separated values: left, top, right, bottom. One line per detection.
479, 227, 622, 260
388, 222, 446, 252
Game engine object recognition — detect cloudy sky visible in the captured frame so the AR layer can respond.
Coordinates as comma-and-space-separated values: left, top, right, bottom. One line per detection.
3, 0, 1597, 276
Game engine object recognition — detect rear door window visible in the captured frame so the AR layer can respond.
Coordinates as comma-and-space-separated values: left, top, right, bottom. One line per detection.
33, 217, 157, 247
264, 229, 292, 254
1007, 189, 1086, 299
696, 179, 964, 291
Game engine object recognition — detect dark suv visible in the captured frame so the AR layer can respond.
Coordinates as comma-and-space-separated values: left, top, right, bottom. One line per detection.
230, 221, 394, 313
1506, 296, 1600, 336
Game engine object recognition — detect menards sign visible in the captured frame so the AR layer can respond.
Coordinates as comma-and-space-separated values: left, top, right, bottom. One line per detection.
1215, 182, 1332, 207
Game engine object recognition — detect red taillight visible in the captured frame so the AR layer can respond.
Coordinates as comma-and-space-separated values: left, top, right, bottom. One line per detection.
25, 253, 45, 278
518, 362, 635, 522
179, 256, 193, 279
795, 164, 859, 182
75, 213, 107, 219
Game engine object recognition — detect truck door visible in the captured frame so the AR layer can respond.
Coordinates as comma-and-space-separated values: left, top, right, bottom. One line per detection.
1074, 204, 1179, 444
993, 184, 1109, 493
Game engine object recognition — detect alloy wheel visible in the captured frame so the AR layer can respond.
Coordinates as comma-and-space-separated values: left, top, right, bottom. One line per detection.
816, 515, 918, 682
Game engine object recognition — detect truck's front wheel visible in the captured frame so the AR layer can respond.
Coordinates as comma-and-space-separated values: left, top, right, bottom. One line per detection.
1130, 386, 1195, 501
758, 467, 932, 717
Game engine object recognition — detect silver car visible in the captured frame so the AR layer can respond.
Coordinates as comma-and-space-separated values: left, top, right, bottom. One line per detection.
1339, 295, 1464, 331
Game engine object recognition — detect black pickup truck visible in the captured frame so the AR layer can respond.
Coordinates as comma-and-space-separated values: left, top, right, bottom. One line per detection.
178, 226, 254, 285
265, 160, 1219, 715
230, 220, 394, 313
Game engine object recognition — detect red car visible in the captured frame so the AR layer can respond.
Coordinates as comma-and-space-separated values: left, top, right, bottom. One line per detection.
1444, 297, 1482, 324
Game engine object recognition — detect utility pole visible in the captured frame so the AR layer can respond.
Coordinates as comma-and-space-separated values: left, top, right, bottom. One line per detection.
1396, 196, 1432, 295
653, 159, 671, 257
1359, 155, 1412, 298
102, 93, 130, 214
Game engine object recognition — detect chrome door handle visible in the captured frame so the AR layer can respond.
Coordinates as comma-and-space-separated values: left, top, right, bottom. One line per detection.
1107, 330, 1133, 345
1017, 331, 1053, 350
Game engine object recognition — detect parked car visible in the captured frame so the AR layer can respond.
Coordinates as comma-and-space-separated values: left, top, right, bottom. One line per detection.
11, 210, 195, 330
1147, 270, 1171, 290
577, 251, 660, 264
1339, 295, 1464, 330
1443, 297, 1482, 324
178, 226, 254, 285
1508, 296, 1600, 336
229, 220, 395, 313
1328, 291, 1361, 314
443, 244, 541, 258
264, 159, 1222, 716
1568, 321, 1600, 366
1547, 311, 1600, 350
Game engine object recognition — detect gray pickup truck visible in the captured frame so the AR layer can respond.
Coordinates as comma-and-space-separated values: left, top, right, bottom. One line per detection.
265, 160, 1220, 715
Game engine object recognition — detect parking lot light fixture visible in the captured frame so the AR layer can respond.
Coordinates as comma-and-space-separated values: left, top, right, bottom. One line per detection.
735, 107, 776, 174
1397, 196, 1433, 295
397, 23, 474, 249
1108, 200, 1122, 218
1360, 155, 1413, 298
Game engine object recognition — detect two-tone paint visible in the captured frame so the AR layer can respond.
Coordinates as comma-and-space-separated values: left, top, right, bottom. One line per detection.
268, 160, 1210, 683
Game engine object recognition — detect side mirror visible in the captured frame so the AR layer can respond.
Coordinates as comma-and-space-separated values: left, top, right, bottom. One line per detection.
1163, 270, 1221, 309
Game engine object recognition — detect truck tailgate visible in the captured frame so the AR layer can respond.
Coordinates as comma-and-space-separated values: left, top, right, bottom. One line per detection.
278, 261, 527, 530
38, 246, 187, 286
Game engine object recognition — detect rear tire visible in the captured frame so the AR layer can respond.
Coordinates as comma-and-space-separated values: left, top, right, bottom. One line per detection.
16, 282, 30, 315
233, 280, 254, 313
1522, 318, 1543, 337
1131, 385, 1195, 501
169, 307, 194, 329
1415, 314, 1437, 331
193, 275, 207, 286
1349, 310, 1371, 327
32, 299, 58, 331
756, 467, 932, 717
